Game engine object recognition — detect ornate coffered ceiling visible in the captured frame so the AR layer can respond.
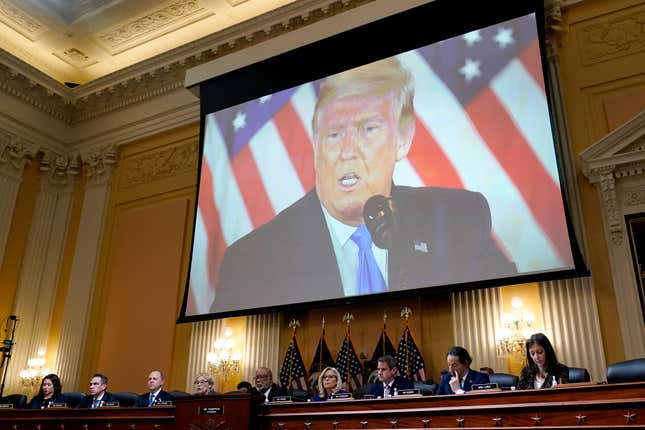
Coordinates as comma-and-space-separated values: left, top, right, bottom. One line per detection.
0, 0, 304, 85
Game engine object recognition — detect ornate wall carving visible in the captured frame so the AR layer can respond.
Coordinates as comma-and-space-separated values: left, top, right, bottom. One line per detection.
625, 186, 645, 207
578, 6, 645, 65
0, 0, 47, 41
121, 140, 198, 188
80, 144, 118, 186
96, 0, 214, 54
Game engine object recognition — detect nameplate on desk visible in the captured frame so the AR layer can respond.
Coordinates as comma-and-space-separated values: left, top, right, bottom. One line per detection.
154, 401, 173, 407
471, 383, 499, 391
0, 404, 13, 408
49, 403, 67, 408
361, 394, 376, 400
199, 406, 224, 415
330, 393, 352, 400
102, 402, 120, 407
272, 396, 292, 403
396, 389, 420, 396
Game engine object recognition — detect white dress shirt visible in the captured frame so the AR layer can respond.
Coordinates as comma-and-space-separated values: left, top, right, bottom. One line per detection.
321, 204, 388, 296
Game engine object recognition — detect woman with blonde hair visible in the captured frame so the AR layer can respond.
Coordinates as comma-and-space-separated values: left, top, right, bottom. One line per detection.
313, 367, 348, 401
192, 372, 217, 395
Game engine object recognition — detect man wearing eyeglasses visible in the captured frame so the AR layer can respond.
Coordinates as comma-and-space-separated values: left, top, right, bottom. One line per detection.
254, 367, 287, 403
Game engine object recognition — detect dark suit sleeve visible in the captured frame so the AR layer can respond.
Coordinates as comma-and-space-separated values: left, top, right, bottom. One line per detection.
436, 373, 452, 395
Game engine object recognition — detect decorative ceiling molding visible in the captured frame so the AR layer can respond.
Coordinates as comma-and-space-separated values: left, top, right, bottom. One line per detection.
0, 0, 48, 42
95, 0, 214, 55
53, 48, 98, 69
0, 0, 374, 126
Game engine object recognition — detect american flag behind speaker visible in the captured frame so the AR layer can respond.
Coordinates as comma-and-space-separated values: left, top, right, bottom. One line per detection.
187, 13, 572, 315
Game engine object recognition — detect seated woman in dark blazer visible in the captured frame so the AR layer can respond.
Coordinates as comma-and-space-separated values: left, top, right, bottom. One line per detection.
518, 333, 569, 390
312, 367, 348, 401
28, 373, 67, 409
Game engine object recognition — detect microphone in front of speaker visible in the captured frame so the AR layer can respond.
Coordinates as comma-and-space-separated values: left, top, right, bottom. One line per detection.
363, 195, 398, 250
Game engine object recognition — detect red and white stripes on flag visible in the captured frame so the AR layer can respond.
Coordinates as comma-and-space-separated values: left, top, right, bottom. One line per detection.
186, 13, 573, 316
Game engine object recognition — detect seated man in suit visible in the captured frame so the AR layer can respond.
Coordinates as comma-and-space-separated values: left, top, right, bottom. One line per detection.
78, 373, 118, 408
212, 56, 516, 313
254, 367, 287, 403
134, 370, 174, 407
367, 355, 414, 398
436, 346, 489, 395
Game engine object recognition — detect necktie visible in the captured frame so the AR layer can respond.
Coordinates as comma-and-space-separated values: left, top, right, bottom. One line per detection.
383, 384, 391, 398
351, 225, 386, 294
148, 393, 155, 406
92, 398, 100, 408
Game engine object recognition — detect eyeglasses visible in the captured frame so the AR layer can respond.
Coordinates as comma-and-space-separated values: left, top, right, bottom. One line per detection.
322, 375, 337, 380
194, 380, 209, 385
255, 374, 270, 379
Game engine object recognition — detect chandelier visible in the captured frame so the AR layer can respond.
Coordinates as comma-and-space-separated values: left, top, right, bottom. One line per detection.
206, 327, 241, 380
19, 348, 51, 395
495, 297, 536, 360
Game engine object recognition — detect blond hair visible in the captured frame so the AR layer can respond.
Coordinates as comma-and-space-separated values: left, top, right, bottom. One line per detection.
312, 57, 414, 138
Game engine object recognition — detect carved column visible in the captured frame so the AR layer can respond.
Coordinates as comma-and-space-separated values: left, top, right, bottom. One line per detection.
4, 154, 78, 395
54, 145, 117, 390
0, 134, 35, 268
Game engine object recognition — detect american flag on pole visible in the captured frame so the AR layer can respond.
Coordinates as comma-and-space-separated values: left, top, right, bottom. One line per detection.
308, 327, 336, 392
396, 325, 426, 382
279, 334, 308, 391
187, 13, 572, 315
336, 333, 364, 392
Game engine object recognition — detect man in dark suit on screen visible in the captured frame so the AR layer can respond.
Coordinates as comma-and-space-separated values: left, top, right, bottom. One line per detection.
211, 57, 515, 313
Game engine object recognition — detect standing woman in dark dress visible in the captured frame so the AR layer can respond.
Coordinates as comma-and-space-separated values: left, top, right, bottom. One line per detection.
27, 373, 66, 409
517, 333, 569, 389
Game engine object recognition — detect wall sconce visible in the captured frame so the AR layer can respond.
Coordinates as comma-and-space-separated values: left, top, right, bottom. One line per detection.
206, 327, 241, 380
19, 348, 50, 394
495, 297, 538, 361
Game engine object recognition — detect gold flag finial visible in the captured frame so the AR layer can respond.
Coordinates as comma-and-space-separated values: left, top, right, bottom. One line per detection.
288, 318, 300, 332
383, 310, 388, 325
322, 316, 326, 330
400, 307, 412, 322
342, 312, 354, 326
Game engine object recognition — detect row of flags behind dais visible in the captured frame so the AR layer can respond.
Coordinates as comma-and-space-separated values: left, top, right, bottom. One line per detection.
279, 317, 425, 394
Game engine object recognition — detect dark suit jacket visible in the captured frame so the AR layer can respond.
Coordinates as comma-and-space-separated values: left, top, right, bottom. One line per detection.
77, 391, 119, 408
263, 383, 288, 402
27, 394, 67, 409
212, 186, 516, 313
134, 390, 174, 407
436, 369, 490, 395
367, 375, 414, 397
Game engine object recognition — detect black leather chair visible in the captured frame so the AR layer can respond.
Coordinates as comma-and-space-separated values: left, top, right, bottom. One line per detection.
287, 389, 308, 402
607, 358, 645, 383
413, 380, 436, 395
169, 390, 190, 398
488, 373, 519, 390
112, 392, 138, 407
568, 367, 591, 383
61, 392, 85, 408
0, 393, 27, 408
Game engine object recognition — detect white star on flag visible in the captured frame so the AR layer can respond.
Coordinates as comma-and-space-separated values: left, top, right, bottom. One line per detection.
232, 110, 246, 130
462, 30, 482, 46
459, 58, 481, 82
259, 95, 272, 104
494, 27, 515, 49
